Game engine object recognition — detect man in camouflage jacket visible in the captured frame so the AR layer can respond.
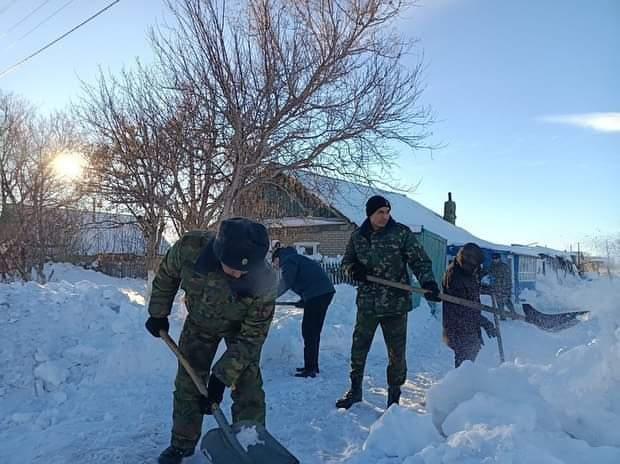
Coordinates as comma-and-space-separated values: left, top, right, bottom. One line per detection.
488, 253, 517, 319
336, 195, 441, 410
144, 218, 276, 464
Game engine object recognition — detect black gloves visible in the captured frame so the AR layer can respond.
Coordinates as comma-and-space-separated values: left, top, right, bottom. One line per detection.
145, 316, 169, 338
350, 262, 368, 282
481, 318, 498, 338
200, 374, 227, 414
294, 300, 305, 308
421, 281, 441, 302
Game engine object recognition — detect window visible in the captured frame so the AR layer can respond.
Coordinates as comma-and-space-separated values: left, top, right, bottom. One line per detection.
294, 242, 319, 257
518, 256, 536, 282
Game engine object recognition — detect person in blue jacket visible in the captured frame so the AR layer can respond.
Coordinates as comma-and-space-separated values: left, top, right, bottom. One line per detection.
272, 246, 335, 378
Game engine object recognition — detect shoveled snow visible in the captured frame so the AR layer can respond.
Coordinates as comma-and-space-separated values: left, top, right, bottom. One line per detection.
236, 425, 265, 451
0, 263, 618, 463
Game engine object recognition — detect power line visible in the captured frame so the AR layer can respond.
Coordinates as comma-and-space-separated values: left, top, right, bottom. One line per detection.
3, 0, 77, 51
0, 0, 122, 80
0, 0, 54, 39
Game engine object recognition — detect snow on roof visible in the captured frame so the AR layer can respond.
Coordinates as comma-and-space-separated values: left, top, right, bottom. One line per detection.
296, 173, 571, 259
74, 211, 171, 256
263, 217, 347, 228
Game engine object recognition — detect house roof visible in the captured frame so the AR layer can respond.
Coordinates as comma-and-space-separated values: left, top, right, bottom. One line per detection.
263, 217, 347, 228
295, 173, 571, 259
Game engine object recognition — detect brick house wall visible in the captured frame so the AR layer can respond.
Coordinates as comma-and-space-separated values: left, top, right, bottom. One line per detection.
269, 222, 356, 257
236, 174, 358, 257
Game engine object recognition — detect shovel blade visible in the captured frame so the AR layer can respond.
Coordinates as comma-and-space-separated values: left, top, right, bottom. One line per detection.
200, 421, 299, 464
202, 428, 247, 464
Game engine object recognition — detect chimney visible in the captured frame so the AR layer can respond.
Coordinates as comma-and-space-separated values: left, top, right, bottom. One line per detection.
443, 192, 456, 224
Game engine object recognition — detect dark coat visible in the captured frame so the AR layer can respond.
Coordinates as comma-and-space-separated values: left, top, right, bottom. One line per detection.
276, 247, 335, 302
488, 260, 512, 298
442, 260, 494, 351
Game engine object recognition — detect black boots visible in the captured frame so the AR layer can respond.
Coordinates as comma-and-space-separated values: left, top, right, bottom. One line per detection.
296, 366, 320, 373
387, 386, 401, 408
335, 383, 362, 409
295, 366, 319, 377
295, 368, 318, 378
158, 446, 194, 464
335, 384, 401, 409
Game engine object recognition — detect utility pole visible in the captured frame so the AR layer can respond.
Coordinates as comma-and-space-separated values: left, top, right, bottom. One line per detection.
606, 239, 613, 281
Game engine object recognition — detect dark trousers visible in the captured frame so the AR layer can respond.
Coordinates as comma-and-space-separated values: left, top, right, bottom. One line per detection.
453, 342, 481, 368
301, 292, 334, 370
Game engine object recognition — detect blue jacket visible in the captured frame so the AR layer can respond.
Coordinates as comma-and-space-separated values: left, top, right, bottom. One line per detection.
276, 247, 335, 301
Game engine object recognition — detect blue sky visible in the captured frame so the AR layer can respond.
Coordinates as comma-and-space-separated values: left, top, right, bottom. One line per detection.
0, 0, 617, 252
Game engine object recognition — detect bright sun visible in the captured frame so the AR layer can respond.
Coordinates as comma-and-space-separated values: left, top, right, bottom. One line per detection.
51, 151, 85, 180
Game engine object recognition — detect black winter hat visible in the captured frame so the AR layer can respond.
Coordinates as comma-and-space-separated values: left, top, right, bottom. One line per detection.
213, 218, 270, 272
366, 195, 391, 217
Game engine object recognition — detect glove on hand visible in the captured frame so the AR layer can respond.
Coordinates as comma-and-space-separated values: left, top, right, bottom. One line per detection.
145, 316, 169, 338
421, 281, 441, 302
350, 262, 368, 282
481, 319, 498, 338
201, 374, 226, 414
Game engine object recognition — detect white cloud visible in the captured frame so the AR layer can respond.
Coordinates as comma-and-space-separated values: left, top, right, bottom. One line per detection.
539, 112, 620, 133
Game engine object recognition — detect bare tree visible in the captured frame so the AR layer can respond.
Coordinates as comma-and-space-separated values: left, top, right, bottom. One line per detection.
76, 64, 177, 275
588, 233, 620, 278
151, 0, 432, 219
0, 94, 85, 281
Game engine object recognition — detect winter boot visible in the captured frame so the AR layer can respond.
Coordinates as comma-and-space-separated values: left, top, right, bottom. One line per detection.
296, 366, 320, 373
158, 445, 194, 464
387, 386, 401, 408
335, 383, 362, 409
295, 368, 318, 378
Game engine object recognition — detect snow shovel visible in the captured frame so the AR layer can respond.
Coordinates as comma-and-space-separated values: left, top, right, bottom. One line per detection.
521, 303, 587, 331
159, 331, 300, 464
365, 275, 586, 331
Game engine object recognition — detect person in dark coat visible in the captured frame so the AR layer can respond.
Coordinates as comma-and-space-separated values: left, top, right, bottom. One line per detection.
272, 246, 336, 378
488, 253, 517, 320
442, 243, 497, 368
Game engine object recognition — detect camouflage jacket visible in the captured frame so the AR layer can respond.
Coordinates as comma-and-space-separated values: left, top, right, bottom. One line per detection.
488, 261, 512, 297
148, 231, 277, 387
342, 218, 436, 315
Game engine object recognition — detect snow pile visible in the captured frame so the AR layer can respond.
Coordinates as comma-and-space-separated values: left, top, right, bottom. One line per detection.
236, 425, 265, 451
358, 277, 620, 463
2, 263, 618, 463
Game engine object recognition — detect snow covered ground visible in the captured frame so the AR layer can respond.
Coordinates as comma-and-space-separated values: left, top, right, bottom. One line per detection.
1, 264, 619, 463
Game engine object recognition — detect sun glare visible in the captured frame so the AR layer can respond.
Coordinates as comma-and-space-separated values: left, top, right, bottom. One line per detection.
52, 151, 85, 180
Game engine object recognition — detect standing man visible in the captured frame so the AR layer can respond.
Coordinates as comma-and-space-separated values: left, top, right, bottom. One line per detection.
336, 195, 441, 410
443, 243, 497, 368
488, 253, 517, 319
272, 246, 335, 378
144, 218, 277, 464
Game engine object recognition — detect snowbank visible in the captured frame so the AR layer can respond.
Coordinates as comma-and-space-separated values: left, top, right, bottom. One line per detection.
358, 276, 620, 463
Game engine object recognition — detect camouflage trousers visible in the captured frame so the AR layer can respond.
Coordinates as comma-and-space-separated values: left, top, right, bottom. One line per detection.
171, 320, 265, 450
349, 311, 408, 388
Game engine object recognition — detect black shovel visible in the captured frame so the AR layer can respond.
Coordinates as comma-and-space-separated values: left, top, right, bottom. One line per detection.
365, 275, 588, 331
160, 331, 300, 464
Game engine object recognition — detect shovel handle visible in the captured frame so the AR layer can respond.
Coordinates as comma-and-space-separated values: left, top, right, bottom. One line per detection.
159, 330, 208, 397
159, 331, 254, 464
366, 275, 525, 321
